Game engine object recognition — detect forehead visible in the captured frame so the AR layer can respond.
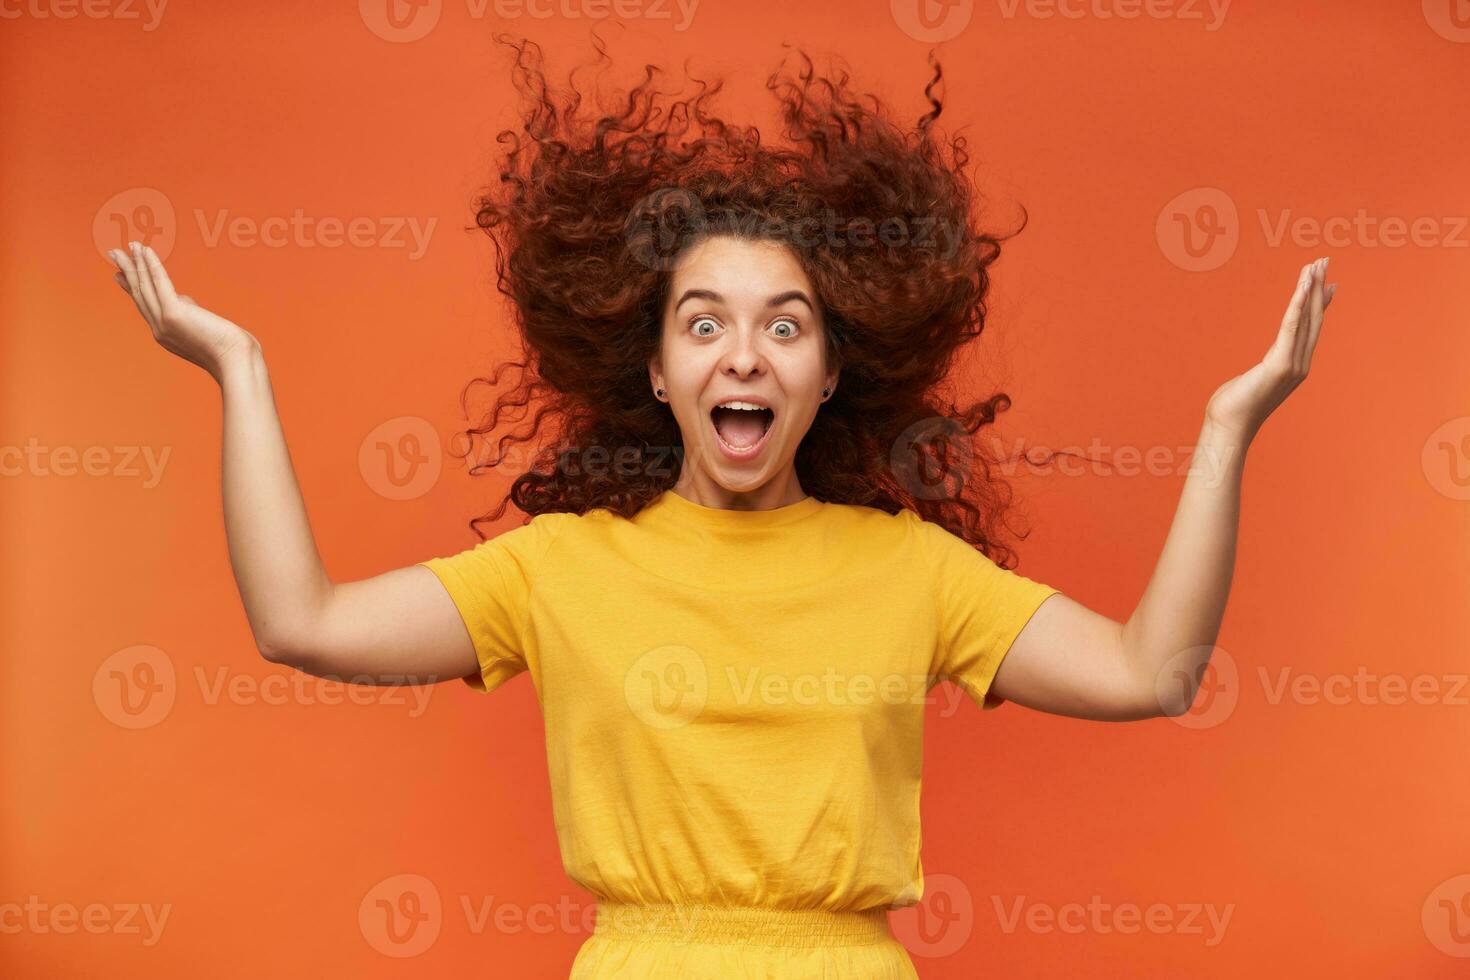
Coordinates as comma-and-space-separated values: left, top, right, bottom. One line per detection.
668, 235, 813, 299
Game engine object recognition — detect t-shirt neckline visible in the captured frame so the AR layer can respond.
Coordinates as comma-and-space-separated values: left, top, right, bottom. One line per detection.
648, 487, 825, 530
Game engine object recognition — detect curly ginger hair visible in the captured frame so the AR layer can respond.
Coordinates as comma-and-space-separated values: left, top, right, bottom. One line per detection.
456, 33, 1040, 568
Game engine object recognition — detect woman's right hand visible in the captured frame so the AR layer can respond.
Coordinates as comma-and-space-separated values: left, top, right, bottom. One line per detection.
108, 241, 260, 382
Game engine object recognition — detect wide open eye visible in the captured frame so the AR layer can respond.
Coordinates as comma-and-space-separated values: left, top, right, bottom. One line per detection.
689, 315, 720, 337
769, 318, 799, 339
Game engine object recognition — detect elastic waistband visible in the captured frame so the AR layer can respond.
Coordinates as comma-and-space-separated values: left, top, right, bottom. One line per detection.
593, 902, 893, 947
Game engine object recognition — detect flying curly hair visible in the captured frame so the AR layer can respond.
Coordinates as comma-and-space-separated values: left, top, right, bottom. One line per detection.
454, 33, 1042, 568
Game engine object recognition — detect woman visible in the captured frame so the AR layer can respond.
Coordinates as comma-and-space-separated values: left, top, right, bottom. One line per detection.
106, 40, 1335, 980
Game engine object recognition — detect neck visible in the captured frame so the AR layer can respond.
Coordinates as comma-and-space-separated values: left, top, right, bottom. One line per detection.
670, 468, 808, 512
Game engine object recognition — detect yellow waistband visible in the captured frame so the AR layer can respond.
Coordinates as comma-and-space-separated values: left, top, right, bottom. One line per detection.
592, 901, 893, 947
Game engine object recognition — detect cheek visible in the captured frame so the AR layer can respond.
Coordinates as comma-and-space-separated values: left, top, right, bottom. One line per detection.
777, 357, 828, 402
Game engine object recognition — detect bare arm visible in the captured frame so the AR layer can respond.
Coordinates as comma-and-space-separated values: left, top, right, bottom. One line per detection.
991, 257, 1338, 720
109, 242, 476, 685
215, 346, 474, 682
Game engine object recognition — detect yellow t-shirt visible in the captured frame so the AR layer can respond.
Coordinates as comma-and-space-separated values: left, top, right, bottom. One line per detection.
418, 488, 1058, 915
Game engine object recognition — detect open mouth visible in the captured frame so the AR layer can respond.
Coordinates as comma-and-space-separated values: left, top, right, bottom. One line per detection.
709, 402, 776, 456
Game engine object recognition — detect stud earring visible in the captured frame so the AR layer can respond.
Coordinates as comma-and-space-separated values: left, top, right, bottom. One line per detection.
655, 387, 665, 398
822, 387, 831, 398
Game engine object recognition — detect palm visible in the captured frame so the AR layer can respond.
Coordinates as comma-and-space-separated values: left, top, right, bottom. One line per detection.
1205, 257, 1336, 445
108, 243, 258, 379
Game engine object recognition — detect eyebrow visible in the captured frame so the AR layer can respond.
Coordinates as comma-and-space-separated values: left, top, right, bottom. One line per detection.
672, 288, 815, 315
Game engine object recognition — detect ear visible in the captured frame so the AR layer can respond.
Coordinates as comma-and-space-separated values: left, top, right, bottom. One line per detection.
823, 368, 839, 399
648, 354, 663, 398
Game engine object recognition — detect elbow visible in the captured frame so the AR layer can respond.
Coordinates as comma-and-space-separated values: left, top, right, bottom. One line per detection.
1152, 666, 1208, 718
256, 636, 295, 667
1156, 689, 1196, 718
1122, 631, 1211, 720
255, 628, 308, 669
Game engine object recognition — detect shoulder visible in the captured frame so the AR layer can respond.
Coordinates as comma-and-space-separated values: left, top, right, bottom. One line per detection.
874, 506, 1005, 569
834, 502, 941, 537
466, 509, 580, 565
817, 500, 937, 547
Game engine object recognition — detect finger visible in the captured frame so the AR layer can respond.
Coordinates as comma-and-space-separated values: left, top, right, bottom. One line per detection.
141, 245, 180, 307
129, 242, 161, 322
1270, 261, 1313, 362
1303, 268, 1334, 372
1309, 257, 1326, 323
1300, 257, 1327, 370
109, 247, 153, 325
1293, 258, 1321, 365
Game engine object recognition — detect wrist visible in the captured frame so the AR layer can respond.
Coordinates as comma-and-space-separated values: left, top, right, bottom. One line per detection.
1199, 414, 1253, 453
211, 336, 265, 386
1192, 418, 1249, 485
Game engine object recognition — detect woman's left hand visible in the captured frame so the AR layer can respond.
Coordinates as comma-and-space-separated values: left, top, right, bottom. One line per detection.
1204, 256, 1337, 447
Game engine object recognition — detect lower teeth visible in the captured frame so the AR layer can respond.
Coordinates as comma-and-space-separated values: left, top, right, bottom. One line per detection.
715, 424, 766, 451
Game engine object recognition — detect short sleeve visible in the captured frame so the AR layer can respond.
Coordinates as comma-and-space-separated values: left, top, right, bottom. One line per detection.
916, 514, 1061, 711
417, 514, 564, 694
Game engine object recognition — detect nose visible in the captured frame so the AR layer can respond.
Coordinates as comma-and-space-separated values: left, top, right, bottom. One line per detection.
719, 325, 766, 379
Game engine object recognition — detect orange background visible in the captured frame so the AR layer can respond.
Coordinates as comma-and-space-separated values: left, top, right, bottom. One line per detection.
4, 1, 1469, 976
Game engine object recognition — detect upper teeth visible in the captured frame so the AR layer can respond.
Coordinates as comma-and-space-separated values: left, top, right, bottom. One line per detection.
716, 400, 766, 411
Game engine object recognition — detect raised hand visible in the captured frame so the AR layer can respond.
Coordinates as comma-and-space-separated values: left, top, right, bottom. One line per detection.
1204, 256, 1337, 447
107, 242, 259, 382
